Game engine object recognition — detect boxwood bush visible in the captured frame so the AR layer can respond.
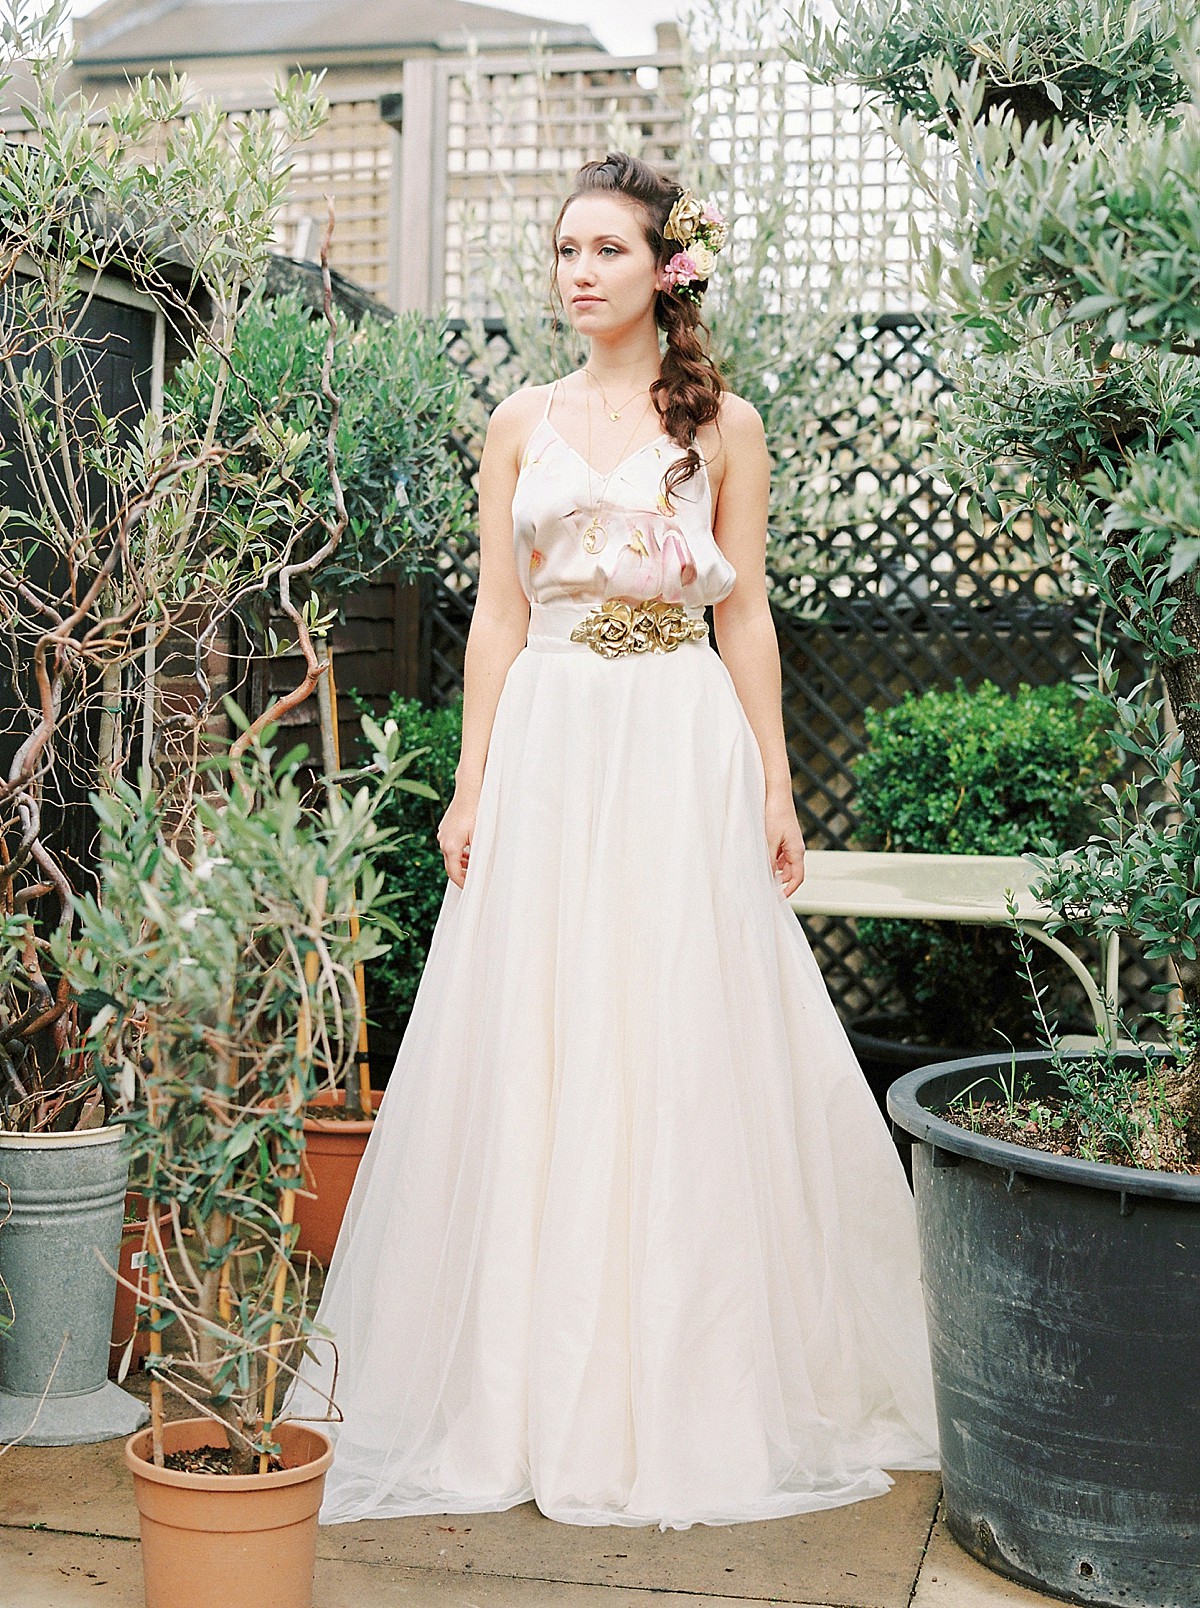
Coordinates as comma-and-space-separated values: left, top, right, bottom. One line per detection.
851, 680, 1120, 1049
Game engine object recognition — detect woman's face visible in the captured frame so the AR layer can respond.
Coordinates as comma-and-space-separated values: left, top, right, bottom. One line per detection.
555, 194, 664, 335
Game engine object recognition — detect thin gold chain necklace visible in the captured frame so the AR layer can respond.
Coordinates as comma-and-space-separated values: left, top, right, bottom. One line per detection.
583, 365, 649, 421
580, 387, 654, 555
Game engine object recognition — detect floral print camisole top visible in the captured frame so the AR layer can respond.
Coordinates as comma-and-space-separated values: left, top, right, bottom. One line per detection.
510, 379, 738, 611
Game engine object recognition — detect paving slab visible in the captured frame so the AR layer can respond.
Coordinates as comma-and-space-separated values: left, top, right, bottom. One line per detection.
2, 1436, 139, 1538
316, 1474, 941, 1607
0, 1528, 144, 1607
912, 1514, 1068, 1607
3, 1433, 940, 1606
0, 1527, 867, 1608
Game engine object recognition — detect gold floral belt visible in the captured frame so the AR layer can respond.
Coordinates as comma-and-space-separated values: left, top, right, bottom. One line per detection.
568, 598, 709, 659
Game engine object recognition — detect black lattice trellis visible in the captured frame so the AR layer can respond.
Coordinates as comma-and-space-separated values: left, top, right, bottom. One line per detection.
419, 314, 1152, 1023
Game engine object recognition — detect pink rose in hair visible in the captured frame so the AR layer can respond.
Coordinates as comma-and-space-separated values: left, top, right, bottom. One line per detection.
701, 200, 724, 225
663, 251, 698, 288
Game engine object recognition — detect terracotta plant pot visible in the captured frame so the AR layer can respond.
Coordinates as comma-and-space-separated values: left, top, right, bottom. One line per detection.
109, 1192, 172, 1381
291, 1088, 375, 1266
126, 1416, 333, 1608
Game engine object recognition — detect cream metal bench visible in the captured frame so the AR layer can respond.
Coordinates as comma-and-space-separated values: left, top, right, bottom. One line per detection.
788, 850, 1121, 1046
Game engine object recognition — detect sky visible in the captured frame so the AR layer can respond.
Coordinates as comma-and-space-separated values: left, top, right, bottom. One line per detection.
64, 0, 678, 59
454, 0, 676, 57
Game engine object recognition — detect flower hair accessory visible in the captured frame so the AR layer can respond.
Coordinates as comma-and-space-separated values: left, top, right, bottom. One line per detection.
661, 187, 728, 303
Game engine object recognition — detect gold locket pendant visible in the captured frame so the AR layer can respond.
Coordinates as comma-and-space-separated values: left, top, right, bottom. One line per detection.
572, 373, 654, 559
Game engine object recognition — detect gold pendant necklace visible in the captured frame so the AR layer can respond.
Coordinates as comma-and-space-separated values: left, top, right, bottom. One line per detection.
582, 523, 606, 553
581, 385, 654, 554
583, 365, 648, 422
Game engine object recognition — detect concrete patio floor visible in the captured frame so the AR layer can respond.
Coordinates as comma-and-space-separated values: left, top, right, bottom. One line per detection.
2, 1380, 1066, 1607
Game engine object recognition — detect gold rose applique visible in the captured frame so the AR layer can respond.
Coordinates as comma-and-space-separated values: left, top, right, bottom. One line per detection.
569, 597, 709, 658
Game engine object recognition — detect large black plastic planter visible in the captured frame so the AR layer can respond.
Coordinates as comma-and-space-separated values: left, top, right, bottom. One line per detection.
888, 1050, 1200, 1608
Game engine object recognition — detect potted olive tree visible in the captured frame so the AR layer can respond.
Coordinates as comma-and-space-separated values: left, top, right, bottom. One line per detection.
0, 0, 327, 1443
166, 277, 470, 1265
792, 3, 1200, 1604
57, 719, 418, 1608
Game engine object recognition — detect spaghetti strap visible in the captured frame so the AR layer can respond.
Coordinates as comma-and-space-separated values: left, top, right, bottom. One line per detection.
516, 381, 559, 476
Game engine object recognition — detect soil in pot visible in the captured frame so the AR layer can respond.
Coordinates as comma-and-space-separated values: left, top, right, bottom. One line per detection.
938, 1052, 1198, 1174
292, 1088, 376, 1266
164, 1444, 284, 1476
126, 1416, 333, 1608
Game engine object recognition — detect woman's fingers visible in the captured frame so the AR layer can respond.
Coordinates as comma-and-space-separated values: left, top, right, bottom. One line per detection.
437, 802, 474, 889
772, 833, 806, 899
443, 837, 466, 888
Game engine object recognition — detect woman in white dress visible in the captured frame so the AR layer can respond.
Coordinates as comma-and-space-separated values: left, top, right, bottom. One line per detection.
287, 150, 939, 1530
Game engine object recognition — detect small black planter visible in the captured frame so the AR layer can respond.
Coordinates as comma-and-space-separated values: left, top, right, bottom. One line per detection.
847, 1015, 984, 1184
365, 1017, 409, 1090
888, 1050, 1200, 1608
847, 1013, 981, 1116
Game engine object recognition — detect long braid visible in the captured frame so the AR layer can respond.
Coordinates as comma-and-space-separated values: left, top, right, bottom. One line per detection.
654, 289, 722, 509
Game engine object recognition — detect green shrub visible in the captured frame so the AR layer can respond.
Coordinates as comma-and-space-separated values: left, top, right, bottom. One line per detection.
165, 289, 473, 607
351, 691, 464, 1035
851, 679, 1119, 1048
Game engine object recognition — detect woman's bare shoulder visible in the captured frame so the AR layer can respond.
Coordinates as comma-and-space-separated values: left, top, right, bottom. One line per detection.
698, 391, 765, 487
487, 383, 554, 458
491, 381, 555, 427
715, 390, 766, 440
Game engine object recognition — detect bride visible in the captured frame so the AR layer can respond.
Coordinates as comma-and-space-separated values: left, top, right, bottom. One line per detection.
286, 149, 940, 1531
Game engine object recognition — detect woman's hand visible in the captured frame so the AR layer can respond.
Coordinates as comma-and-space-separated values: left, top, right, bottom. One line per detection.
765, 792, 806, 900
438, 789, 478, 889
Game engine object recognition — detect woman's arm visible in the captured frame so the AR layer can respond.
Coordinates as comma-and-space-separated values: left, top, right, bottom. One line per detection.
709, 396, 807, 896
437, 393, 533, 888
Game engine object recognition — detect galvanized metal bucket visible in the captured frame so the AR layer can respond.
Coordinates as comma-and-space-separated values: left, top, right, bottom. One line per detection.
0, 1126, 150, 1445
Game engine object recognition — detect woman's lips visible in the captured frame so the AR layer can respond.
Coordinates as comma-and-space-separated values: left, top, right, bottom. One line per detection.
573, 296, 602, 305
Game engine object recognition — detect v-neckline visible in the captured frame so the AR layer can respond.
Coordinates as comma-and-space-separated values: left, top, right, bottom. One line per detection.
543, 417, 673, 482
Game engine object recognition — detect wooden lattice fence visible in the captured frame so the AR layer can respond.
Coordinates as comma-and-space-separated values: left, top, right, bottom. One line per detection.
398, 41, 943, 319
279, 97, 394, 301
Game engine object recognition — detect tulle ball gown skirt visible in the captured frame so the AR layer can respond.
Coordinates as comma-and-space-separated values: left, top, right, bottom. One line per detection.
287, 598, 939, 1530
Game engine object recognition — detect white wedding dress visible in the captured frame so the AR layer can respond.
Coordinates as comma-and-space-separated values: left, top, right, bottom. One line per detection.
286, 380, 940, 1530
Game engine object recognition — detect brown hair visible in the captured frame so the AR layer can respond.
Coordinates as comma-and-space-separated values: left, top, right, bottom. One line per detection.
548, 151, 726, 510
